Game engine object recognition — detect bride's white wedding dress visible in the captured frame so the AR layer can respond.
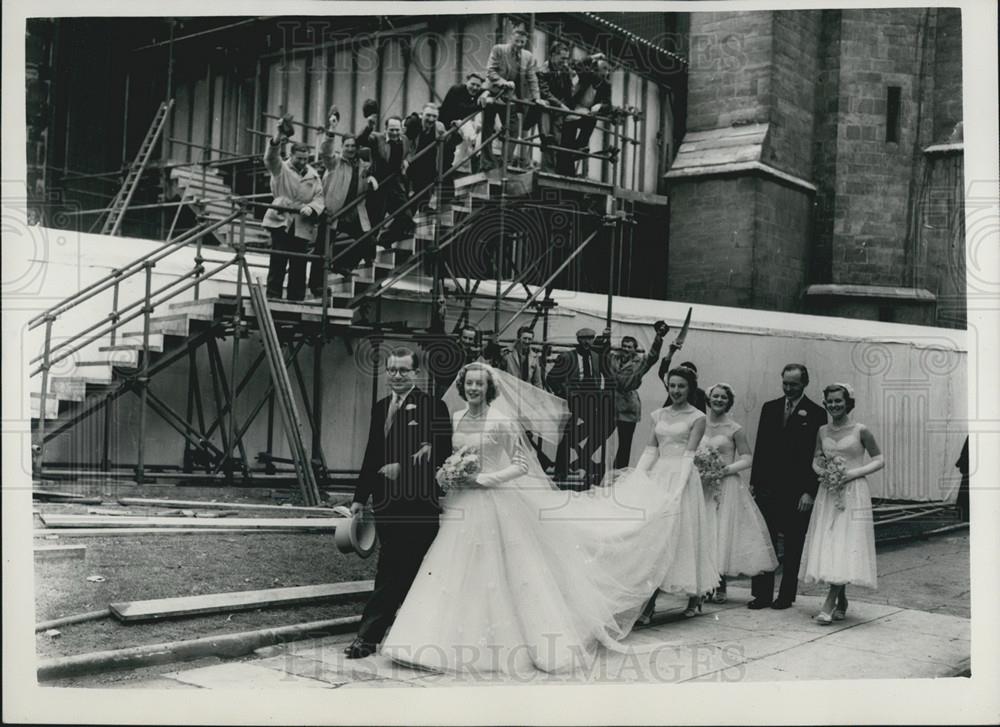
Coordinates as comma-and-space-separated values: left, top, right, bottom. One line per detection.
380, 401, 692, 677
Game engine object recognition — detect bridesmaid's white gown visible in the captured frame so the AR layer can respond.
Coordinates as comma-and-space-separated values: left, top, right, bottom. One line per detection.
799, 422, 878, 589
701, 420, 778, 577
380, 405, 697, 676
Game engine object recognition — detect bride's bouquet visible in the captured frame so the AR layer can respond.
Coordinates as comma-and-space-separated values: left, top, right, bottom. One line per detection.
694, 445, 726, 503
817, 454, 848, 510
436, 445, 481, 493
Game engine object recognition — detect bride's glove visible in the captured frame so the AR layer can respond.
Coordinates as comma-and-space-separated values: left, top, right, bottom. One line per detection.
635, 446, 658, 474
474, 463, 525, 488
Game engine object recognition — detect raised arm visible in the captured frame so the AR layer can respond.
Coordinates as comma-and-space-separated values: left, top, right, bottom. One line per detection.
264, 133, 284, 177
726, 427, 753, 475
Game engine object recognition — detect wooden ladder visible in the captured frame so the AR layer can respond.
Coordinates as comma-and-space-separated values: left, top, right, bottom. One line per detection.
98, 99, 175, 236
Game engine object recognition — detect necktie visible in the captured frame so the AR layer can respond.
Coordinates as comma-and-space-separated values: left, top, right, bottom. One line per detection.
582, 350, 593, 380
783, 398, 794, 425
520, 349, 529, 381
384, 394, 401, 437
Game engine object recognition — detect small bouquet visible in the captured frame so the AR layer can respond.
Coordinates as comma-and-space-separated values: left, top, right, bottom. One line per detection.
817, 454, 849, 511
436, 445, 481, 493
694, 445, 727, 503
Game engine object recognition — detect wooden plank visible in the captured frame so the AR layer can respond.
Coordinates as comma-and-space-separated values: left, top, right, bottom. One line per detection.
116, 497, 346, 515
110, 580, 374, 622
39, 514, 341, 530
32, 489, 99, 502
34, 528, 312, 537
34, 545, 87, 560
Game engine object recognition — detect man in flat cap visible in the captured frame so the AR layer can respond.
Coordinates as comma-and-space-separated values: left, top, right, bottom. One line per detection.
546, 326, 612, 486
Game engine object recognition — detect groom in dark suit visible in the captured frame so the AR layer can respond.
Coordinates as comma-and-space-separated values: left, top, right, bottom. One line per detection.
345, 347, 452, 658
748, 363, 827, 610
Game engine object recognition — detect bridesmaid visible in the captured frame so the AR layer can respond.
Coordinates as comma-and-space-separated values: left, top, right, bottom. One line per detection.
640, 367, 718, 621
800, 383, 884, 623
701, 384, 778, 603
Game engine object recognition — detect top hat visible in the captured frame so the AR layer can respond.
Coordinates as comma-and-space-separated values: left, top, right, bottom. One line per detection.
333, 506, 378, 558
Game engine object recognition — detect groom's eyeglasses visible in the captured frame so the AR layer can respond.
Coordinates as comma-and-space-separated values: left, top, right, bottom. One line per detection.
386, 367, 414, 376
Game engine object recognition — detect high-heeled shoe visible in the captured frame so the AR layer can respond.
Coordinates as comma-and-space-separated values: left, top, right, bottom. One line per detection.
833, 594, 848, 621
711, 589, 728, 604
636, 595, 657, 626
813, 611, 834, 625
683, 596, 703, 618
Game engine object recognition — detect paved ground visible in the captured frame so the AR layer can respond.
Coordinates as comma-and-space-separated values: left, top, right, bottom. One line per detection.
76, 530, 973, 689
146, 586, 969, 688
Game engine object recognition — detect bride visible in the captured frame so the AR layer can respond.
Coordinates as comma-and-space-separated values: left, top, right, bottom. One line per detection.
380, 362, 690, 677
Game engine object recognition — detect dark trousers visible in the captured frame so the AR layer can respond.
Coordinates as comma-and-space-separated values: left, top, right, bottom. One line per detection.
539, 112, 564, 173
751, 494, 812, 604
555, 389, 615, 485
356, 518, 439, 645
369, 182, 413, 245
613, 420, 637, 470
559, 116, 598, 175
266, 228, 311, 301
481, 101, 538, 167
326, 216, 370, 273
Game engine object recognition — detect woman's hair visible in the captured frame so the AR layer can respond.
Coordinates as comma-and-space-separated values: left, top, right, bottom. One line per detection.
665, 366, 698, 395
822, 383, 856, 413
707, 383, 735, 413
456, 363, 498, 403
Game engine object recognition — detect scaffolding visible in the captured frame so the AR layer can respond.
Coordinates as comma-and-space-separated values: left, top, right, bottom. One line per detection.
30, 14, 670, 494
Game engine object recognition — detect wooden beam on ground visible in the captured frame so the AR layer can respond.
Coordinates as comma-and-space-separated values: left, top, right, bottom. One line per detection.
34, 528, 314, 537
116, 497, 347, 515
37, 615, 361, 681
38, 514, 341, 530
36, 609, 109, 632
33, 490, 103, 504
110, 580, 374, 622
34, 545, 87, 560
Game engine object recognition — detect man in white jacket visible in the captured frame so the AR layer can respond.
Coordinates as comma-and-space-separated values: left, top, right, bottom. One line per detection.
262, 125, 324, 301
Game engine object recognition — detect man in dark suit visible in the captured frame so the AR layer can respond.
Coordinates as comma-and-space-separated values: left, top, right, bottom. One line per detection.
357, 114, 413, 248
748, 363, 828, 610
439, 72, 488, 175
405, 102, 448, 211
546, 326, 613, 486
345, 347, 453, 658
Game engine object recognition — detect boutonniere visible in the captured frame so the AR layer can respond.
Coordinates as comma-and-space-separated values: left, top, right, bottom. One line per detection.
797, 410, 807, 417
405, 403, 417, 411
407, 420, 418, 426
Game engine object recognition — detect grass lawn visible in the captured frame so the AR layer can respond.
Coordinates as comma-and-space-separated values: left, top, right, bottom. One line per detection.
34, 500, 379, 662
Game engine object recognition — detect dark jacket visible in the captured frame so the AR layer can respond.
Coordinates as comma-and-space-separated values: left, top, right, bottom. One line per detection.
571, 68, 612, 113
355, 387, 453, 520
356, 125, 411, 183
439, 84, 483, 127
537, 61, 575, 107
545, 338, 612, 399
749, 395, 828, 501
